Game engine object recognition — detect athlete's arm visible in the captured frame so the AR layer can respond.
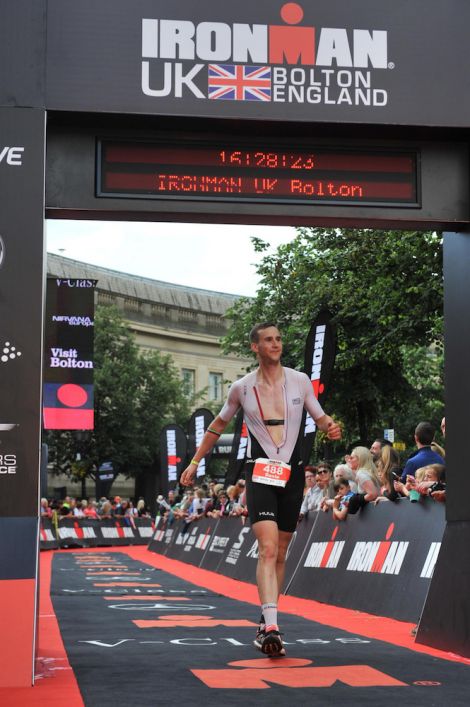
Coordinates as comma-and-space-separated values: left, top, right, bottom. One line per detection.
180, 415, 229, 486
180, 382, 241, 486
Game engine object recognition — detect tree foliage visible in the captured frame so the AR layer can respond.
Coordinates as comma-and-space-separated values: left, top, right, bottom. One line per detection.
222, 228, 444, 447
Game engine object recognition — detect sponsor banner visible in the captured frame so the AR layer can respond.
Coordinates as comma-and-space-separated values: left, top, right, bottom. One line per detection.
147, 515, 177, 555
165, 517, 219, 566
159, 424, 187, 491
282, 512, 318, 592
217, 518, 255, 580
197, 518, 235, 573
0, 517, 39, 580
0, 104, 46, 688
0, 107, 45, 518
43, 277, 96, 430
39, 516, 60, 550
287, 499, 446, 622
187, 408, 215, 478
49, 517, 153, 548
224, 410, 248, 486
148, 500, 446, 623
44, 0, 470, 128
302, 309, 337, 462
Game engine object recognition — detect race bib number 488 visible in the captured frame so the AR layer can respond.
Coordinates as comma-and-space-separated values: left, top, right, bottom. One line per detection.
252, 458, 291, 488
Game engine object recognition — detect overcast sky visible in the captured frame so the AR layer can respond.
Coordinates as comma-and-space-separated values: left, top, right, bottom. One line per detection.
46, 220, 296, 297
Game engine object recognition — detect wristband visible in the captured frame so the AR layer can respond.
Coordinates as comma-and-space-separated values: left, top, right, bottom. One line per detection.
190, 459, 199, 467
207, 427, 221, 437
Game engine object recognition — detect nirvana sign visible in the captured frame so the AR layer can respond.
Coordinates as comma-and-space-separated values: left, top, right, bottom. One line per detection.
45, 0, 470, 126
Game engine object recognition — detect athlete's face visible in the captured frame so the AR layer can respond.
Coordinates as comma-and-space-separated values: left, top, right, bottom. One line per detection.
251, 327, 283, 362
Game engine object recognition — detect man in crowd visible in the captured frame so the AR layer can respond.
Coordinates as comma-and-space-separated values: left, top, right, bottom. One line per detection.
370, 437, 392, 463
180, 322, 341, 657
400, 421, 445, 482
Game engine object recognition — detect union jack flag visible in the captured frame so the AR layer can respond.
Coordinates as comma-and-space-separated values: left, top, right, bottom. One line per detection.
208, 64, 271, 101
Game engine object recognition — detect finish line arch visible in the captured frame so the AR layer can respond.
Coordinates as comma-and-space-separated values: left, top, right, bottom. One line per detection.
1, 0, 470, 686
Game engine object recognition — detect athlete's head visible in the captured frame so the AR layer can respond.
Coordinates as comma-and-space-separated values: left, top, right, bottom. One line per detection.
250, 323, 283, 362
249, 321, 280, 343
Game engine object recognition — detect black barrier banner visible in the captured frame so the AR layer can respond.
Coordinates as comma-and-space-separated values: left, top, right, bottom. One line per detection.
45, 0, 470, 128
39, 517, 60, 550
302, 309, 337, 463
282, 512, 319, 592
165, 517, 219, 566
224, 410, 248, 486
159, 424, 187, 490
148, 514, 178, 555
196, 518, 236, 573
50, 517, 154, 548
43, 277, 96, 430
148, 501, 446, 624
187, 408, 214, 478
287, 499, 446, 622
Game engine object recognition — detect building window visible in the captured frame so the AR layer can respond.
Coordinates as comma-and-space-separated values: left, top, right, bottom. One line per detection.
208, 372, 223, 401
181, 368, 195, 398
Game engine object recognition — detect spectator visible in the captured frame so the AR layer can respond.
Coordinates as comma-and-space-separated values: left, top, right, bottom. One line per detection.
416, 463, 446, 498
73, 500, 85, 518
333, 463, 358, 493
347, 446, 381, 513
332, 478, 354, 521
59, 501, 72, 517
369, 438, 392, 463
375, 445, 401, 503
99, 500, 114, 518
400, 422, 445, 482
136, 499, 150, 517
83, 499, 99, 519
186, 488, 209, 521
40, 498, 52, 518
300, 464, 333, 519
207, 488, 229, 518
431, 441, 445, 458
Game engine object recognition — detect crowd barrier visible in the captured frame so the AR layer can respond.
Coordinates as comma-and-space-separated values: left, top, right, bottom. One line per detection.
147, 499, 445, 623
40, 516, 154, 549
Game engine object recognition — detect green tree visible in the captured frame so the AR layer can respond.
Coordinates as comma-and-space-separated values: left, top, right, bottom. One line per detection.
222, 228, 444, 447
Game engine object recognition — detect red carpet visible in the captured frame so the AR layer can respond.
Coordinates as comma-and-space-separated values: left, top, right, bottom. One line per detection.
1, 546, 468, 706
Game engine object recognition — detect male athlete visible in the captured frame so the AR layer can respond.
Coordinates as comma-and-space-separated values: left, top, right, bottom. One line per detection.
180, 322, 341, 656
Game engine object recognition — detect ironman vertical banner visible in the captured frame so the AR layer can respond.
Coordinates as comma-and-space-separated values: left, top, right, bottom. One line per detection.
302, 310, 337, 463
43, 277, 96, 429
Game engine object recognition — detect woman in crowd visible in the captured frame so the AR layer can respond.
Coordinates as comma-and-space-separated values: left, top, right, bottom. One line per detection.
347, 446, 381, 513
375, 444, 401, 503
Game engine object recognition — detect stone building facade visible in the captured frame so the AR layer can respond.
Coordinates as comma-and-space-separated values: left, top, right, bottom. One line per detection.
46, 253, 251, 497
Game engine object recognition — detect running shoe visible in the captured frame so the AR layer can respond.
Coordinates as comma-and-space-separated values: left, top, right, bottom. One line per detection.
258, 626, 286, 657
253, 625, 266, 651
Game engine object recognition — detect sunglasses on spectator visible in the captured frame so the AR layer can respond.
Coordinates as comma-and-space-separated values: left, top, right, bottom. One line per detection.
316, 469, 329, 475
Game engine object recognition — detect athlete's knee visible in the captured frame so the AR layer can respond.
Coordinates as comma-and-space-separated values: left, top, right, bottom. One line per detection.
258, 539, 278, 563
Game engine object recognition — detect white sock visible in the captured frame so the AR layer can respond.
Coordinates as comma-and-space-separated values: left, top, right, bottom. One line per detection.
261, 603, 278, 629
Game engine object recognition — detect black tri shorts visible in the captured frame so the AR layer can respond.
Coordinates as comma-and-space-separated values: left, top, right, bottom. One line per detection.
244, 459, 305, 534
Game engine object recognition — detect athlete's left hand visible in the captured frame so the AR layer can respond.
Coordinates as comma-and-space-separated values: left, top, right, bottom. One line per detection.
327, 421, 341, 440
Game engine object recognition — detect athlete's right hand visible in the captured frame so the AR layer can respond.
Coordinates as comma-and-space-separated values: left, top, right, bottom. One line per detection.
180, 465, 197, 487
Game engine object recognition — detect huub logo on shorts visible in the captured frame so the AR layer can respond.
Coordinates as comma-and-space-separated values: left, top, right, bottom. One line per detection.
0, 235, 5, 270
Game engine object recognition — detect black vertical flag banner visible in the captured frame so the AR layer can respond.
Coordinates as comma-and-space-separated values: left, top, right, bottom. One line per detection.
302, 310, 337, 463
225, 409, 248, 486
43, 277, 97, 430
187, 408, 215, 479
159, 424, 187, 491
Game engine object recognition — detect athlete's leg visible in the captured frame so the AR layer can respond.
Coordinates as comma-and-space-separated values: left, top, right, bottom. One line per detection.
252, 519, 279, 605
276, 529, 293, 597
